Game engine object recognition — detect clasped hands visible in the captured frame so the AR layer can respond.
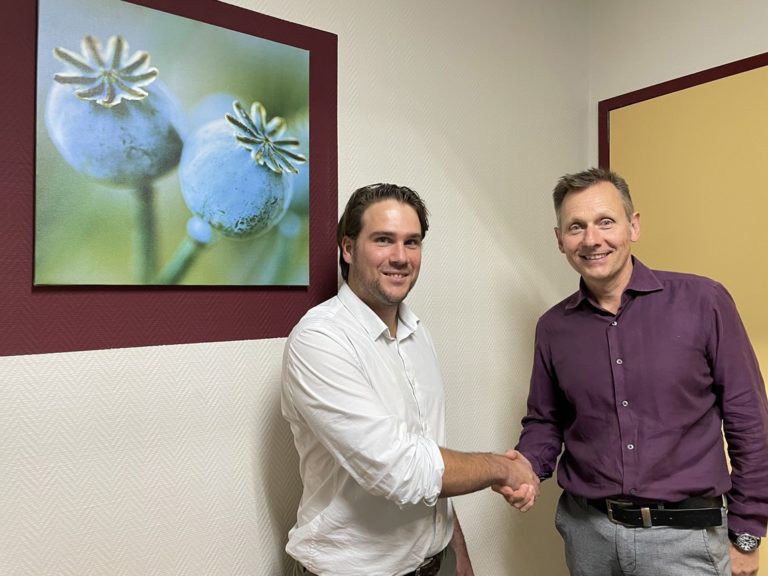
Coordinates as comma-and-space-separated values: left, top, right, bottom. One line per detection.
492, 450, 540, 512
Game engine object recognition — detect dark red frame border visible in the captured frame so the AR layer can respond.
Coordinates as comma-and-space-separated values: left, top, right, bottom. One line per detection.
0, 0, 338, 356
598, 52, 768, 168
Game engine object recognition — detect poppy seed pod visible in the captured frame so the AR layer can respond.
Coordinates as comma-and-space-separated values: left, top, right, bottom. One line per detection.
44, 35, 184, 186
180, 101, 306, 238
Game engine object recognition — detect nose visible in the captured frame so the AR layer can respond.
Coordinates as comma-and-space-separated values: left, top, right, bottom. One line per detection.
582, 225, 601, 247
389, 242, 407, 263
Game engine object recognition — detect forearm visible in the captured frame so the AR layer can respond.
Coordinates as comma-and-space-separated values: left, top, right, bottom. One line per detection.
439, 447, 530, 497
451, 511, 475, 576
450, 512, 469, 556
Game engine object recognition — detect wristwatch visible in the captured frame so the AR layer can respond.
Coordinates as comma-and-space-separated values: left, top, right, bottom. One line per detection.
728, 530, 761, 552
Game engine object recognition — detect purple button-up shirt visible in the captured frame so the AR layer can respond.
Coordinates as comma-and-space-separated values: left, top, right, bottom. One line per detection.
517, 258, 768, 535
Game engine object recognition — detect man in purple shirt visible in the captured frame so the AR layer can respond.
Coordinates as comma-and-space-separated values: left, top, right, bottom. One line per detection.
514, 168, 768, 576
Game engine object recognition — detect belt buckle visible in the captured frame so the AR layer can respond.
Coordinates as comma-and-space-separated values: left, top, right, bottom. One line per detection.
640, 506, 652, 528
606, 498, 653, 528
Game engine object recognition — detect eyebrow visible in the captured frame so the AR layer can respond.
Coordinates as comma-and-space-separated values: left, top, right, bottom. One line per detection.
565, 211, 618, 224
367, 230, 422, 238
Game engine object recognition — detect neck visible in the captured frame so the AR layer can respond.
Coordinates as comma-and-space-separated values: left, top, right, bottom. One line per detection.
585, 269, 633, 315
344, 279, 400, 337
379, 309, 399, 338
591, 290, 622, 314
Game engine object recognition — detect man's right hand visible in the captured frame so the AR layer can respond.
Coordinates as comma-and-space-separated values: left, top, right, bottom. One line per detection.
438, 447, 540, 505
493, 450, 539, 512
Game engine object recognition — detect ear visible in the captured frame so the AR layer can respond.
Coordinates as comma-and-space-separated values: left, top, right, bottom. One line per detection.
341, 236, 354, 265
554, 226, 565, 253
630, 212, 641, 242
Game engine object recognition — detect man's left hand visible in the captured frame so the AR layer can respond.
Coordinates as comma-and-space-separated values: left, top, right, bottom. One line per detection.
729, 543, 759, 576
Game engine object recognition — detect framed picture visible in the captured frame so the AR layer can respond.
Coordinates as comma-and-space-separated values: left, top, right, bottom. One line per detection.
0, 0, 337, 355
37, 0, 314, 287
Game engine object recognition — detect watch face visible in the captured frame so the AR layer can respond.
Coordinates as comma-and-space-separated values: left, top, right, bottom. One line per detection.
735, 533, 761, 552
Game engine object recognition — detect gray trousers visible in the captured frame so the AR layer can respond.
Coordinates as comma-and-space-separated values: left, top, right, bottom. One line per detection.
555, 491, 731, 576
289, 544, 457, 576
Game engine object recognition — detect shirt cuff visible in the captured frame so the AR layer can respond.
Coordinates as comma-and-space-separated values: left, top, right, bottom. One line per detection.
424, 439, 444, 507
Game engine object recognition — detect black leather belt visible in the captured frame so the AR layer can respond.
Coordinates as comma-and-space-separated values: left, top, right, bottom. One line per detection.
587, 496, 723, 528
405, 549, 444, 576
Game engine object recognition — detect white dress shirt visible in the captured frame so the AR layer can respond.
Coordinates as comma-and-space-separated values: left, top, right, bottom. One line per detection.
281, 282, 454, 576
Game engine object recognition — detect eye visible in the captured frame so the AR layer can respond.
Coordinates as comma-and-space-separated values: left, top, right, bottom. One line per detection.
374, 236, 393, 245
599, 218, 614, 228
405, 238, 422, 248
567, 223, 583, 233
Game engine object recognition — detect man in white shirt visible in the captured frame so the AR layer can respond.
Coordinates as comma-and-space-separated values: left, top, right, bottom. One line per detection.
282, 183, 538, 576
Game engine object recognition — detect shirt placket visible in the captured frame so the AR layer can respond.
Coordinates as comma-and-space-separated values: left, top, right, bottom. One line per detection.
606, 313, 639, 495
394, 338, 427, 436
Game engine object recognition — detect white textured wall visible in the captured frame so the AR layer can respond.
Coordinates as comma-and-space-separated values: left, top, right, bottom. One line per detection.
2, 1, 584, 574
0, 340, 299, 575
1, 1, 586, 573
11, 1, 768, 575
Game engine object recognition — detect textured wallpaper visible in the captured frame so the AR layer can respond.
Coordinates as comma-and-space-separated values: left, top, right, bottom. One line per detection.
14, 0, 768, 573
4, 0, 587, 572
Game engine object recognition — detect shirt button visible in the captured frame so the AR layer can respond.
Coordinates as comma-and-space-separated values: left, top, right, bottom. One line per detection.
621, 400, 629, 407
627, 444, 635, 450
616, 358, 623, 365
611, 321, 618, 326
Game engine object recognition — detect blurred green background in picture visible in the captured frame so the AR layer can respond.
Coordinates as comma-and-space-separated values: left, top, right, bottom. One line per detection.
35, 0, 310, 286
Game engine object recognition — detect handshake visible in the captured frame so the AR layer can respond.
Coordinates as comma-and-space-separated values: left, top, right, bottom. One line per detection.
492, 450, 540, 512
439, 446, 540, 510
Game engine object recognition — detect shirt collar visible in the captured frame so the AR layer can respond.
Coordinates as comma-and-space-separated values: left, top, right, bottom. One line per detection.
565, 257, 664, 310
337, 282, 420, 341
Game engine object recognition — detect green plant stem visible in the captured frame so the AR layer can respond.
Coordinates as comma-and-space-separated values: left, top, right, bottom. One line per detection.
154, 235, 206, 285
135, 183, 157, 283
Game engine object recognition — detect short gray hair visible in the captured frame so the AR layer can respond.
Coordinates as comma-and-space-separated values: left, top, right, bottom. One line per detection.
553, 167, 634, 225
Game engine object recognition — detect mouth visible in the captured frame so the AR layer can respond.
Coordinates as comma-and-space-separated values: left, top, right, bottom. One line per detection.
580, 252, 611, 261
383, 271, 409, 280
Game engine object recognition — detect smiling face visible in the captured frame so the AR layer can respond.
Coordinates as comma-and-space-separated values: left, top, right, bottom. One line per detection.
555, 180, 640, 299
343, 199, 423, 329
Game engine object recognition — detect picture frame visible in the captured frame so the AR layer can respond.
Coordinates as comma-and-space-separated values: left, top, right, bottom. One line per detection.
0, 0, 338, 356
